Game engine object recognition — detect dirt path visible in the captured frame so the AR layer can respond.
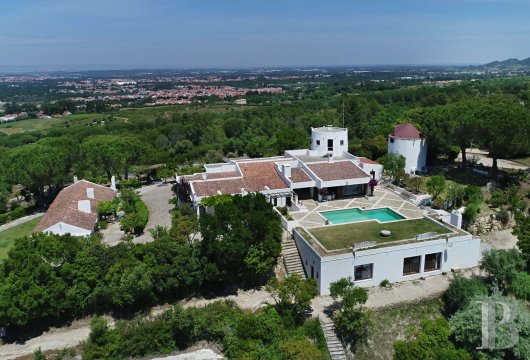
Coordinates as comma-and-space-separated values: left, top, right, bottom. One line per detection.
0, 289, 271, 360
0, 213, 43, 233
0, 318, 92, 360
458, 149, 529, 170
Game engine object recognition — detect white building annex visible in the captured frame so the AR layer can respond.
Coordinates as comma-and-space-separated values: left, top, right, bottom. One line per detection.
294, 223, 480, 295
34, 180, 117, 236
178, 126, 384, 214
388, 123, 427, 174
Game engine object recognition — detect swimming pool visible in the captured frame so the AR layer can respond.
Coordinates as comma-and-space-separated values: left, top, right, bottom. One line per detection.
320, 207, 405, 225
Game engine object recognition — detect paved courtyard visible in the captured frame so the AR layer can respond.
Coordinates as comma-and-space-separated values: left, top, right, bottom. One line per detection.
290, 187, 427, 229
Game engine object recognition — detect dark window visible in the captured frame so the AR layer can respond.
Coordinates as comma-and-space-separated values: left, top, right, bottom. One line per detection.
390, 138, 395, 143
316, 272, 319, 279
340, 140, 344, 146
424, 252, 442, 272
403, 256, 421, 275
354, 264, 373, 281
316, 140, 320, 145
327, 139, 333, 151
311, 266, 315, 278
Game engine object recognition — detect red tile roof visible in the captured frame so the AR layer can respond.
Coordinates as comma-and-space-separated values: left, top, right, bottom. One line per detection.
190, 160, 290, 197
34, 180, 117, 233
183, 171, 239, 181
358, 157, 380, 165
391, 123, 422, 140
307, 161, 369, 181
290, 168, 312, 183
192, 178, 246, 197
238, 161, 289, 191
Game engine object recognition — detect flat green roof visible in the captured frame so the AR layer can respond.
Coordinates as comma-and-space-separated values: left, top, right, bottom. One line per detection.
307, 218, 452, 251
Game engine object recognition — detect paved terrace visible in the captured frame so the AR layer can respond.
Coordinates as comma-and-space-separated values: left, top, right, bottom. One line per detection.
290, 188, 427, 229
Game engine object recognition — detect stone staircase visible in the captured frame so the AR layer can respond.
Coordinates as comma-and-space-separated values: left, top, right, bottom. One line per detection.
320, 319, 348, 360
282, 236, 306, 278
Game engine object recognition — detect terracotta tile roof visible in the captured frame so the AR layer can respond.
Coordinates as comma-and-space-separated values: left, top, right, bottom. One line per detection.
358, 157, 381, 165
192, 178, 246, 197
238, 161, 289, 191
34, 180, 117, 233
290, 168, 312, 183
306, 161, 369, 181
190, 160, 290, 197
183, 171, 239, 181
391, 123, 423, 140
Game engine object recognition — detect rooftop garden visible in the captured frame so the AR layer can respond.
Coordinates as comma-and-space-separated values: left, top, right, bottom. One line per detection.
308, 218, 452, 251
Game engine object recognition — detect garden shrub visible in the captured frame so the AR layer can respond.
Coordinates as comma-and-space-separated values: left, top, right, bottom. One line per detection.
443, 274, 488, 315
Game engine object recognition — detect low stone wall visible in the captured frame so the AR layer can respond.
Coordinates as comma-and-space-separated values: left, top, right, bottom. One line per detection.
467, 213, 515, 235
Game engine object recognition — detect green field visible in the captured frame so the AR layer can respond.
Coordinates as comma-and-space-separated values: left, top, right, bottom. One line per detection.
0, 217, 40, 260
0, 104, 255, 135
309, 218, 451, 250
0, 113, 106, 135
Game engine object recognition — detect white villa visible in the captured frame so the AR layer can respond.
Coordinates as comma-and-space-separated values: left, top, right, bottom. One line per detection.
178, 126, 383, 214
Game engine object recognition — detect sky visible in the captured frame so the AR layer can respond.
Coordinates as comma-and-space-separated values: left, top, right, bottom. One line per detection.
0, 0, 529, 70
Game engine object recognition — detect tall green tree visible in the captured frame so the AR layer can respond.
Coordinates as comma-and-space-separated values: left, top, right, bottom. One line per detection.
479, 96, 530, 179
3, 139, 78, 208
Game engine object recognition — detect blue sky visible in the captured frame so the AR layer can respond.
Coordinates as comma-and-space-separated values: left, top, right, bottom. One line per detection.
0, 0, 529, 69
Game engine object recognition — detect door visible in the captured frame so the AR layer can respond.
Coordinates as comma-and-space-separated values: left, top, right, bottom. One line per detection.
311, 266, 315, 278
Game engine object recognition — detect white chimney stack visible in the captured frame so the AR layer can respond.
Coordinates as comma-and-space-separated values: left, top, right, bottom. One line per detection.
282, 164, 292, 178
78, 200, 91, 213
87, 188, 95, 199
73, 175, 79, 183
110, 176, 116, 191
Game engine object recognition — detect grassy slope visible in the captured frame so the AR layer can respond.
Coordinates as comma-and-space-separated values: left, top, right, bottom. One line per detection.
0, 104, 254, 135
0, 217, 40, 260
309, 218, 450, 250
355, 298, 444, 360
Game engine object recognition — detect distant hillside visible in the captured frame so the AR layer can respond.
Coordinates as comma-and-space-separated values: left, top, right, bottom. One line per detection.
482, 57, 530, 70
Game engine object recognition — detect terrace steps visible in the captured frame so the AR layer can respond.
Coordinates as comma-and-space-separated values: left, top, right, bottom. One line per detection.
281, 236, 306, 278
320, 319, 349, 360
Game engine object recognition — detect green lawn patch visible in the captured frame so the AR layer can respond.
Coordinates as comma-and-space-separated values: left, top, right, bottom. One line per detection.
0, 218, 40, 260
309, 218, 451, 250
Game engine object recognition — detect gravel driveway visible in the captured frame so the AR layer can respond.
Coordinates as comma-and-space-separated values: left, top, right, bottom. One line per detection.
133, 182, 174, 243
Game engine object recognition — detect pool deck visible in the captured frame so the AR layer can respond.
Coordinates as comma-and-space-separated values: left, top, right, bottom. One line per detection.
291, 188, 427, 229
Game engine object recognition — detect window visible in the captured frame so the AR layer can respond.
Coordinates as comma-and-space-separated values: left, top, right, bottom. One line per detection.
316, 140, 320, 146
424, 252, 442, 272
327, 139, 333, 151
354, 264, 373, 281
403, 256, 421, 275
340, 140, 344, 146
390, 138, 395, 143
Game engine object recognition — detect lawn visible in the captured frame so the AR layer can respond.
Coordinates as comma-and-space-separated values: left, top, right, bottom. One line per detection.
0, 113, 106, 135
309, 218, 451, 250
355, 298, 444, 360
0, 217, 40, 260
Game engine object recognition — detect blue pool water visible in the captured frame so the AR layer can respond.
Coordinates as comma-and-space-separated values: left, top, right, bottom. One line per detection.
320, 208, 405, 224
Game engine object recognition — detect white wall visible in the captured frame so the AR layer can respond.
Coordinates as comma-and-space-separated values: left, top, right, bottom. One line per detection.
294, 229, 481, 295
43, 222, 92, 237
388, 137, 427, 173
360, 163, 383, 181
311, 128, 348, 157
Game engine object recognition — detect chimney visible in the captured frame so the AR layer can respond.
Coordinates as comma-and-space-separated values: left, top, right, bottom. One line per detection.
73, 175, 79, 183
202, 173, 207, 180
78, 200, 91, 213
110, 176, 116, 191
282, 164, 292, 178
87, 188, 95, 199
